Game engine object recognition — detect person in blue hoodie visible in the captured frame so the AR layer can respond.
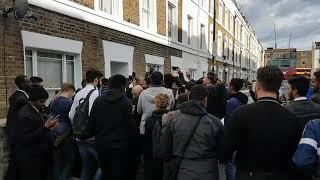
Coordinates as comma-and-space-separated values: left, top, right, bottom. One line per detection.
224, 78, 248, 180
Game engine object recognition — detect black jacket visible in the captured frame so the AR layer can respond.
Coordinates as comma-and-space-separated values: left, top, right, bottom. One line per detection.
145, 110, 167, 158
15, 103, 52, 156
6, 90, 29, 145
206, 84, 228, 119
132, 96, 142, 130
287, 99, 320, 127
82, 89, 138, 149
223, 97, 303, 175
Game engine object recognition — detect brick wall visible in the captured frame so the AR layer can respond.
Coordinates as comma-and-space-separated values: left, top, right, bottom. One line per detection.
0, 2, 182, 119
157, 0, 166, 36
123, 0, 140, 26
69, 0, 94, 9
296, 51, 312, 69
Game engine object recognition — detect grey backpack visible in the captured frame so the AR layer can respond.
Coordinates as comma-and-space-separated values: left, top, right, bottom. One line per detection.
73, 89, 96, 136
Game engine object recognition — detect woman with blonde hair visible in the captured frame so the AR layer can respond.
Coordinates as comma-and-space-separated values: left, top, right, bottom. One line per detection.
144, 93, 170, 180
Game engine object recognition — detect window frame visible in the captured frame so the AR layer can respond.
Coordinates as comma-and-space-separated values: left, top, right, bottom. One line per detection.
218, 1, 223, 22
99, 0, 113, 14
300, 59, 307, 66
142, 0, 150, 28
24, 48, 78, 90
167, 2, 177, 40
210, 0, 214, 16
224, 7, 229, 29
200, 24, 205, 50
187, 15, 193, 45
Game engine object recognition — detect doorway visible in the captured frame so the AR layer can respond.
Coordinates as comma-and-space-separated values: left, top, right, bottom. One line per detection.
110, 61, 129, 77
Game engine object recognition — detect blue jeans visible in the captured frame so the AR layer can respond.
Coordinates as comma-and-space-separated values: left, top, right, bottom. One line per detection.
225, 160, 236, 180
52, 136, 75, 180
77, 140, 102, 180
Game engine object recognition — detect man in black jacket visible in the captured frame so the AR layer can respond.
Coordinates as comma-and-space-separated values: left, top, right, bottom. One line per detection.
223, 66, 307, 180
287, 76, 320, 127
81, 74, 138, 180
203, 72, 228, 119
14, 86, 59, 180
5, 75, 31, 180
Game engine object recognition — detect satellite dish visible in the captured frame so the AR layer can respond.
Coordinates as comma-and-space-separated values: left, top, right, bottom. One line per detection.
14, 0, 29, 19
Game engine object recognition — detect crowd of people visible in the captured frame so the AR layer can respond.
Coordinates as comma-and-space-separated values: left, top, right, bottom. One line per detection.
4, 66, 320, 180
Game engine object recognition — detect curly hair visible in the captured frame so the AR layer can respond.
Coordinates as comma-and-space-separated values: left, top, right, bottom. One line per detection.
154, 93, 170, 110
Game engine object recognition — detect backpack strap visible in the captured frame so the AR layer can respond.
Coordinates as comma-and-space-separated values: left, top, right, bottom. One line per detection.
174, 114, 205, 177
79, 88, 96, 104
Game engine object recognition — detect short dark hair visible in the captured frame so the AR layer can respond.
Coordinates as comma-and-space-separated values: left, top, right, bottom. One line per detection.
81, 79, 87, 88
207, 72, 218, 84
30, 76, 43, 84
314, 70, 320, 81
15, 75, 27, 90
189, 85, 208, 101
101, 78, 109, 86
109, 74, 127, 90
151, 71, 163, 86
196, 78, 203, 85
288, 76, 310, 97
177, 93, 189, 105
164, 74, 174, 89
257, 66, 283, 93
86, 70, 103, 83
230, 78, 243, 92
29, 86, 49, 101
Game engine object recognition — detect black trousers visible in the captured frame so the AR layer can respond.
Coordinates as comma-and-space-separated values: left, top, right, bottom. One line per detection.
15, 154, 50, 180
98, 146, 137, 180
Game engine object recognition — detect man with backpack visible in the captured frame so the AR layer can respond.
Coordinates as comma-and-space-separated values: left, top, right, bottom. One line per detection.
69, 70, 103, 180
79, 74, 139, 180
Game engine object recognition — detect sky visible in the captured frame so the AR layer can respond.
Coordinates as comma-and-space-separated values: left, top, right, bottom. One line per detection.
235, 0, 320, 50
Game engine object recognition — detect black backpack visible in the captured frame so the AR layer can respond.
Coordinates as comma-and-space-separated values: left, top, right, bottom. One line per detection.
73, 89, 96, 137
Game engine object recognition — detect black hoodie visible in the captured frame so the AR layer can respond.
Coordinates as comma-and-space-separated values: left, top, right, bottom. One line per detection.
81, 89, 138, 149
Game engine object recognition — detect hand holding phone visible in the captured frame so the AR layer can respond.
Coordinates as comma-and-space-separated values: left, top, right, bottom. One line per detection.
45, 115, 59, 130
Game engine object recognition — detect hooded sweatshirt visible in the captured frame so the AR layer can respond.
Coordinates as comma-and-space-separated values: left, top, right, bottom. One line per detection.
79, 89, 138, 148
224, 92, 248, 127
137, 86, 174, 134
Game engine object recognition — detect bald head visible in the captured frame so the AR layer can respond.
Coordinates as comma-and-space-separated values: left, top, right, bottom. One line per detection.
132, 85, 143, 97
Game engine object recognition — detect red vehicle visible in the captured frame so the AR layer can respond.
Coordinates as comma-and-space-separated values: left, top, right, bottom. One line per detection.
282, 68, 311, 80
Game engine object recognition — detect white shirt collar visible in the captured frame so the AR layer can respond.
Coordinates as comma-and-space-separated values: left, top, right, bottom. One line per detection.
17, 89, 29, 99
294, 97, 307, 101
85, 84, 96, 89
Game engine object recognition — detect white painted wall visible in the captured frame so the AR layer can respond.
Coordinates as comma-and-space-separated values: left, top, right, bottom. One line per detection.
103, 40, 134, 78
182, 52, 207, 80
145, 54, 165, 73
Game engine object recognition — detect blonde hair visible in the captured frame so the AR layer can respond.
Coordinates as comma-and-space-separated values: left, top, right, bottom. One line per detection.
155, 93, 170, 110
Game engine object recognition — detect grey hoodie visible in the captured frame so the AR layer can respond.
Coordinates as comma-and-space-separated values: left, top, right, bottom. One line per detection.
137, 86, 174, 134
